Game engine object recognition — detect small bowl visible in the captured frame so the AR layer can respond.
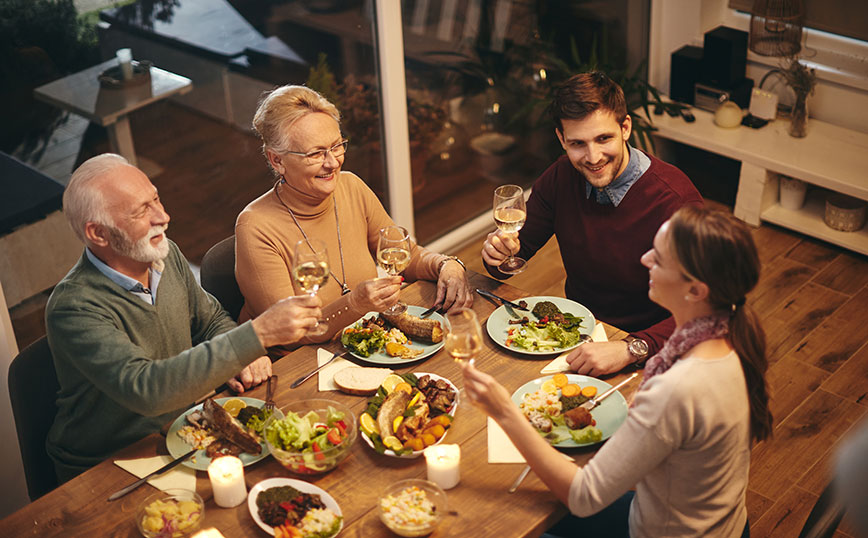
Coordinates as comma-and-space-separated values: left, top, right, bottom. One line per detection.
136, 488, 204, 537
263, 399, 357, 475
378, 479, 447, 537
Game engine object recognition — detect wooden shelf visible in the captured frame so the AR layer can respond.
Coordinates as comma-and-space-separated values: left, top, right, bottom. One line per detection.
761, 191, 868, 255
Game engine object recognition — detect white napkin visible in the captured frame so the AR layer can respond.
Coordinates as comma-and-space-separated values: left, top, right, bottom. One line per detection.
487, 417, 526, 463
317, 348, 355, 391
114, 455, 197, 493
540, 322, 609, 374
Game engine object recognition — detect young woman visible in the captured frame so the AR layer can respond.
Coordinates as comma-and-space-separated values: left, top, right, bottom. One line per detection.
462, 205, 772, 537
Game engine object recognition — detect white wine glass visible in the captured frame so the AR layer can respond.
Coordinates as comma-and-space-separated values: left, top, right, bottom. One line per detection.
445, 308, 483, 405
493, 184, 527, 275
292, 238, 330, 337
377, 225, 411, 315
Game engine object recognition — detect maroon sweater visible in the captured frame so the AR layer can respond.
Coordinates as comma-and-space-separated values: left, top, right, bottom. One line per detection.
488, 153, 703, 355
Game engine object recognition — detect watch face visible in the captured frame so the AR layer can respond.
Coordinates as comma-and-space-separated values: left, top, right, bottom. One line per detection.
629, 339, 649, 358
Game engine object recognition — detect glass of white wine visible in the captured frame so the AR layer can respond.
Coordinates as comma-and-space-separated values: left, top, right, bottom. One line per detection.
377, 225, 411, 315
292, 238, 330, 337
444, 308, 483, 365
493, 184, 527, 275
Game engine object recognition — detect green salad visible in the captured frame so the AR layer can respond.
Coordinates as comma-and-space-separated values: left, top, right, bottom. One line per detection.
341, 323, 386, 357
506, 301, 585, 352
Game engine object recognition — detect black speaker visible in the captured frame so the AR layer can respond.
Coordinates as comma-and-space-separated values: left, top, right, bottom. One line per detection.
702, 26, 748, 88
670, 45, 703, 105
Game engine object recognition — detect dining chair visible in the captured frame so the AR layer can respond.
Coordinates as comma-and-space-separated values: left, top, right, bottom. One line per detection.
8, 336, 60, 501
200, 235, 244, 321
797, 480, 846, 538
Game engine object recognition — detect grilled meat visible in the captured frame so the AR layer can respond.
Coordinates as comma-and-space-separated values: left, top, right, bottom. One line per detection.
564, 406, 594, 430
202, 398, 262, 454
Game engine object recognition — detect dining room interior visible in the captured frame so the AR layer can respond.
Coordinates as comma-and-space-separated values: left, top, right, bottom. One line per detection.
1, 0, 867, 536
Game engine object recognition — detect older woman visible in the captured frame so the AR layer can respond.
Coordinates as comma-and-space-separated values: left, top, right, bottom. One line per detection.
461, 206, 772, 538
235, 85, 472, 342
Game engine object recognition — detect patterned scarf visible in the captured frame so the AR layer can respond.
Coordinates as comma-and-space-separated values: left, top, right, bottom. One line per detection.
639, 313, 731, 388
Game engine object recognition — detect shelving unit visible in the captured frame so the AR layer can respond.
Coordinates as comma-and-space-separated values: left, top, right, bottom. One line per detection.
648, 105, 868, 255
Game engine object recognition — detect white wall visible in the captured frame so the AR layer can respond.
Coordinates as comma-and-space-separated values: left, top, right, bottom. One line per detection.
650, 0, 868, 134
0, 280, 30, 517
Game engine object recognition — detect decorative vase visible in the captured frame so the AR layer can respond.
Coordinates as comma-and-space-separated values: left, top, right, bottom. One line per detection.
788, 92, 809, 138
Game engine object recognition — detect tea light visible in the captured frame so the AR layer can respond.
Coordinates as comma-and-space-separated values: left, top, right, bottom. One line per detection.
424, 444, 460, 489
207, 456, 246, 507
116, 48, 133, 80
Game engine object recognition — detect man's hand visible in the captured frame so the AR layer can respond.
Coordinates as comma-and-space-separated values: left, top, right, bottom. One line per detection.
228, 356, 272, 393
565, 341, 634, 376
252, 294, 321, 348
481, 230, 520, 267
434, 261, 473, 313
347, 276, 402, 313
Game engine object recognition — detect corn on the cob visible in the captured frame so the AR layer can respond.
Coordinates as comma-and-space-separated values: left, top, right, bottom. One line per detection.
381, 312, 444, 343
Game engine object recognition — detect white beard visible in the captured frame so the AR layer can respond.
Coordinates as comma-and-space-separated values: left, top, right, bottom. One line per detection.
109, 225, 170, 264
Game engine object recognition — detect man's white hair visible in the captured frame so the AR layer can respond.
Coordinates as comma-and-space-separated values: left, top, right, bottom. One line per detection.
63, 153, 129, 242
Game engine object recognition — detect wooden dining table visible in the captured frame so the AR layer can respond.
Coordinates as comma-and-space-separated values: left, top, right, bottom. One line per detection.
0, 271, 641, 537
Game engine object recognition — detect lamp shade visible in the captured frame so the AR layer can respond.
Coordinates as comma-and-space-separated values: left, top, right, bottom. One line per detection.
749, 0, 804, 56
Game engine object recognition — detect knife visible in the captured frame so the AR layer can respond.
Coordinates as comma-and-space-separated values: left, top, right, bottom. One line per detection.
475, 289, 530, 312
579, 372, 639, 411
107, 449, 196, 501
290, 351, 347, 389
419, 304, 440, 318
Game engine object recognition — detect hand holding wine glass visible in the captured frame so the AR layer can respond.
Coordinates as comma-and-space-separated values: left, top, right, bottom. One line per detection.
493, 184, 527, 275
292, 238, 330, 336
377, 225, 411, 315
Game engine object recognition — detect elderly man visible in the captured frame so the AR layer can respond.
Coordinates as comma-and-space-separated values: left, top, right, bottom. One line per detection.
46, 153, 320, 482
483, 71, 703, 375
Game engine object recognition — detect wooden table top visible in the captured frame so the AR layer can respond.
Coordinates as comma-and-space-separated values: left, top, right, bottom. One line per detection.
0, 272, 638, 537
33, 59, 192, 127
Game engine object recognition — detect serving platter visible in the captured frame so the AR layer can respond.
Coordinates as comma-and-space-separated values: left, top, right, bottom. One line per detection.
360, 372, 459, 458
247, 477, 343, 537
166, 396, 269, 470
510, 374, 627, 447
486, 296, 595, 356
342, 305, 446, 365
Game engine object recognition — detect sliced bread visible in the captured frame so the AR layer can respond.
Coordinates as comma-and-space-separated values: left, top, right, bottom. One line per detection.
333, 367, 394, 396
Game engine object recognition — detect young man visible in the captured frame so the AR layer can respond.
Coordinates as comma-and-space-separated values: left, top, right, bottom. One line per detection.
483, 71, 703, 375
46, 153, 320, 481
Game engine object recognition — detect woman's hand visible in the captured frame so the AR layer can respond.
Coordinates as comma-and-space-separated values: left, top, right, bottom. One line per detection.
347, 276, 403, 313
481, 230, 520, 267
459, 360, 515, 422
435, 261, 473, 313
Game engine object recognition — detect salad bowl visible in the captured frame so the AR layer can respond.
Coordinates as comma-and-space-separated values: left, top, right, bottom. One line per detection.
263, 399, 357, 475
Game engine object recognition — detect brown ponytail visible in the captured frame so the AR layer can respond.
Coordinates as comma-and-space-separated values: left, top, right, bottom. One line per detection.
669, 206, 773, 442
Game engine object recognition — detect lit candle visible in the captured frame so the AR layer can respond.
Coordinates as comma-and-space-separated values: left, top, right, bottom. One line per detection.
424, 444, 460, 489
116, 48, 133, 80
207, 456, 246, 507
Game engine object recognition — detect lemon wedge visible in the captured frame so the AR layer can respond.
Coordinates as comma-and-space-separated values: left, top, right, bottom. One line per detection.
540, 379, 558, 393
381, 374, 405, 394
360, 412, 379, 437
222, 398, 247, 417
383, 435, 403, 452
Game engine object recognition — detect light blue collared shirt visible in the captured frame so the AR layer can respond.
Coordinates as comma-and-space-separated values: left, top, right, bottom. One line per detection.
86, 248, 162, 305
585, 144, 651, 206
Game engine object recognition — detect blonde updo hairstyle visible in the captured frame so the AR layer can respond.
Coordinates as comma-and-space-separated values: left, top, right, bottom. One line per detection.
252, 85, 341, 176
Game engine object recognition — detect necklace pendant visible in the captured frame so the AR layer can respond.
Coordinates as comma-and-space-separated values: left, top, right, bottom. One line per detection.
341, 283, 351, 295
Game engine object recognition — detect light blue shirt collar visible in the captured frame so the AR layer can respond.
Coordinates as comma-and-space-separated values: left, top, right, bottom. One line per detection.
85, 248, 162, 305
584, 144, 651, 206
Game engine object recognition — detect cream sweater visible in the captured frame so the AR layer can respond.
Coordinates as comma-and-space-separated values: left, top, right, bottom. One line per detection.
235, 172, 444, 338
569, 352, 751, 537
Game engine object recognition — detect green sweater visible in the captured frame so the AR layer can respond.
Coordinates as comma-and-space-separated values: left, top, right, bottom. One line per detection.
45, 241, 265, 481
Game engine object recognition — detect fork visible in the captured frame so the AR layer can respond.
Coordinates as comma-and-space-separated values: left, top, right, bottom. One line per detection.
265, 374, 277, 412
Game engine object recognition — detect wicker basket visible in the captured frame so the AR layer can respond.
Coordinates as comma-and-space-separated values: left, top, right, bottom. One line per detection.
824, 193, 867, 232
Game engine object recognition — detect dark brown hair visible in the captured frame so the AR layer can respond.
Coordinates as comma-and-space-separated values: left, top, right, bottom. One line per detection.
549, 71, 628, 131
668, 205, 773, 442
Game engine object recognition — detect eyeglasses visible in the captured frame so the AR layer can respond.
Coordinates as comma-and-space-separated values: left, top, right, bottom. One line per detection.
283, 139, 349, 165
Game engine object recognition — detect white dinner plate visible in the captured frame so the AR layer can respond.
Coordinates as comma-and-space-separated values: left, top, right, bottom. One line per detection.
486, 296, 595, 356
247, 477, 343, 536
360, 372, 459, 458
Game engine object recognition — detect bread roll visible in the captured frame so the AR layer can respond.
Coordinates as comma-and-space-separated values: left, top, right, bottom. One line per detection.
333, 367, 393, 396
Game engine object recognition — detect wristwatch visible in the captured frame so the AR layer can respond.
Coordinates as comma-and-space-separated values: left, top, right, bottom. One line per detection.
624, 336, 649, 365
438, 256, 466, 274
